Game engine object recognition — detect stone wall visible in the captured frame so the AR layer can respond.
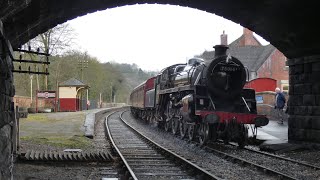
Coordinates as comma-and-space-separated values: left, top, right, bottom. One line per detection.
287, 56, 320, 143
13, 96, 49, 108
0, 21, 15, 179
256, 91, 275, 117
256, 91, 288, 119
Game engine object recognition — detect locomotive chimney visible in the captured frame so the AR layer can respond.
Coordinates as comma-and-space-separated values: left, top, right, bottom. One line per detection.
213, 45, 229, 57
220, 30, 228, 45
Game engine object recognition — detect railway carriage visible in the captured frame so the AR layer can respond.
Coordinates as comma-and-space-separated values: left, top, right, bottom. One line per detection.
130, 45, 269, 147
130, 77, 156, 120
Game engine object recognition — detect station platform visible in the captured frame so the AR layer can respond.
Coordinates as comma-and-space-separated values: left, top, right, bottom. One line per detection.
256, 119, 288, 143
249, 119, 316, 153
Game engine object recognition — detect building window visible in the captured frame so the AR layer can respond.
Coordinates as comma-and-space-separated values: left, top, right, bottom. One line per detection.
283, 57, 289, 71
281, 80, 289, 93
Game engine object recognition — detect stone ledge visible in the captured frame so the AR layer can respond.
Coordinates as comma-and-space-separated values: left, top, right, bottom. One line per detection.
289, 115, 320, 130
260, 142, 301, 153
83, 106, 128, 138
288, 128, 320, 143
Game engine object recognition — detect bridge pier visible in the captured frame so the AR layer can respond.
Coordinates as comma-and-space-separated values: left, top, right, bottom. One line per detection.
0, 21, 15, 179
288, 56, 320, 143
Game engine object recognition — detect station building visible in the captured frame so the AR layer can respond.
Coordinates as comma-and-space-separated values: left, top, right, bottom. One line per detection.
58, 78, 89, 111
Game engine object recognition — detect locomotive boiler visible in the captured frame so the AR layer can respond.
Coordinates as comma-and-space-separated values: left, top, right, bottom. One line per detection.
130, 45, 269, 147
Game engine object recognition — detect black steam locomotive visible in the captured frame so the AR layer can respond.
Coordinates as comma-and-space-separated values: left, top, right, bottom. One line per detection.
130, 45, 269, 147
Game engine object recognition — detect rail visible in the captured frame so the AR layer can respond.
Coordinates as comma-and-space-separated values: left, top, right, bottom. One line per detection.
106, 110, 222, 180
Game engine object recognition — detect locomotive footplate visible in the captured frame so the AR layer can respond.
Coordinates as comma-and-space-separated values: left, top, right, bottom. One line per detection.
195, 110, 268, 147
195, 110, 269, 127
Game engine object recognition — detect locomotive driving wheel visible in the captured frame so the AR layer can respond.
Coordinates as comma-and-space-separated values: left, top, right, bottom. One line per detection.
164, 102, 172, 132
237, 124, 248, 148
164, 119, 171, 132
171, 117, 179, 135
179, 119, 188, 139
198, 123, 210, 146
223, 122, 231, 144
157, 116, 165, 129
188, 124, 197, 141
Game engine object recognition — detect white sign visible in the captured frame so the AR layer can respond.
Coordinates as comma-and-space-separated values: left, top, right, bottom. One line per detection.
37, 92, 56, 98
256, 95, 263, 104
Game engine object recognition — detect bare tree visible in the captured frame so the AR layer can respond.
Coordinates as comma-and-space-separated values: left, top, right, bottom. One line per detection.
28, 23, 76, 55
20, 23, 77, 91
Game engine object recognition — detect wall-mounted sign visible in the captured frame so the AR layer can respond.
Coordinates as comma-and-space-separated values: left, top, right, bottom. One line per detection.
37, 91, 56, 98
256, 95, 263, 104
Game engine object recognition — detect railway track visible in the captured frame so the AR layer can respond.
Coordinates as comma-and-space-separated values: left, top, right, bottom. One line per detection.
232, 142, 320, 170
106, 111, 222, 180
121, 110, 320, 180
203, 142, 320, 180
204, 145, 298, 180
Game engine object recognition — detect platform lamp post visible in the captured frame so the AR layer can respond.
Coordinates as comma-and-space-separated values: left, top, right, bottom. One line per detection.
99, 92, 102, 108
30, 75, 33, 104
110, 82, 113, 104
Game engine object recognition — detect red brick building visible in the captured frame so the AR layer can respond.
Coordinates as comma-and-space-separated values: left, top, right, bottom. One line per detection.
198, 28, 289, 92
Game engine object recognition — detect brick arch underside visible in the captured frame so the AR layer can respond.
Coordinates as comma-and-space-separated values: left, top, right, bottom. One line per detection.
0, 0, 319, 59
1, 2, 320, 179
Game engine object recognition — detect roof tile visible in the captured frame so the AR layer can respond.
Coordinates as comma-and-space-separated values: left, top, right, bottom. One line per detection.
59, 78, 89, 87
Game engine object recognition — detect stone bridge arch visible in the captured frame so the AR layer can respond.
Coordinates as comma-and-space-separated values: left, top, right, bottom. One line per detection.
1, 0, 319, 178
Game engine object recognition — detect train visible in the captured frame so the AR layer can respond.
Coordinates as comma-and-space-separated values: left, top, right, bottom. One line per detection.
129, 45, 269, 147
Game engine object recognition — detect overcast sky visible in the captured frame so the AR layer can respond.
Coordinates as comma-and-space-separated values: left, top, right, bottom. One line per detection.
67, 4, 268, 71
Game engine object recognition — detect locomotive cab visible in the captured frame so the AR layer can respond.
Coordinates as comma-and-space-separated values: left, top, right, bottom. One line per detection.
173, 58, 204, 87
174, 65, 186, 74
188, 58, 204, 66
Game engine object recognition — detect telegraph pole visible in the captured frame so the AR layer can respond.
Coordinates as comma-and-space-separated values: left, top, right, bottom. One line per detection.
78, 59, 88, 81
78, 56, 88, 110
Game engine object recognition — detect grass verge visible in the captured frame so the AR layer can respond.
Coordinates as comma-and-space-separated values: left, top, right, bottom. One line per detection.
20, 112, 92, 149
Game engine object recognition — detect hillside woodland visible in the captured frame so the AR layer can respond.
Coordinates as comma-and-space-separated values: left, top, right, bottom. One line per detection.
13, 23, 157, 104
13, 50, 157, 104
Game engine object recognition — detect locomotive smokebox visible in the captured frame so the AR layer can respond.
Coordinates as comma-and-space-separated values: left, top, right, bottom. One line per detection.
214, 45, 228, 57
206, 45, 247, 100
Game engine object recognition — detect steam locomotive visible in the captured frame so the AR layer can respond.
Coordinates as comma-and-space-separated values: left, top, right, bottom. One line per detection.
130, 45, 269, 147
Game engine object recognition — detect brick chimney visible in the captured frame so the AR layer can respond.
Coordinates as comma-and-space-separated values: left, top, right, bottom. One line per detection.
243, 28, 253, 36
220, 30, 228, 45
239, 27, 260, 46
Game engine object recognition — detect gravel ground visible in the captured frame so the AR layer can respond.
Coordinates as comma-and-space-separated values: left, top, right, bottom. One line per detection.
122, 111, 277, 180
209, 143, 320, 180
13, 111, 117, 180
282, 150, 320, 167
